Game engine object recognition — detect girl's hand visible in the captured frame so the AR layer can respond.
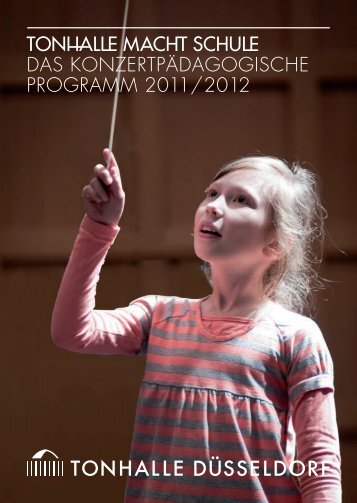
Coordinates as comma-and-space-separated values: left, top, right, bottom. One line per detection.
82, 148, 125, 227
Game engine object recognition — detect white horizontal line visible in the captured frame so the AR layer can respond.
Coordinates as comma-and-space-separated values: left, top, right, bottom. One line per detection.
27, 26, 330, 30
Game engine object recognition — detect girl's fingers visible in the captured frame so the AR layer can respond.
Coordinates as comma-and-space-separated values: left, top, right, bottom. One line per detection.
90, 177, 109, 202
82, 185, 101, 204
103, 148, 118, 170
94, 164, 112, 185
103, 148, 124, 199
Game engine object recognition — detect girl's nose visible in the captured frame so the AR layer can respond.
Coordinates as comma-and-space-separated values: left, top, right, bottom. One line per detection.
206, 201, 224, 217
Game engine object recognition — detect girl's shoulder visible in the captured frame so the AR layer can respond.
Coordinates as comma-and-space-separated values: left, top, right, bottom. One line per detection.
264, 301, 323, 340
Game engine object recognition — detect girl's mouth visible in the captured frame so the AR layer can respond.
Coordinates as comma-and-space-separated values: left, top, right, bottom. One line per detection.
199, 222, 222, 237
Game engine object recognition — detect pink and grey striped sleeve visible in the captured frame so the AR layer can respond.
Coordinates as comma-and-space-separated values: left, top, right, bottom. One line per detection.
285, 318, 334, 408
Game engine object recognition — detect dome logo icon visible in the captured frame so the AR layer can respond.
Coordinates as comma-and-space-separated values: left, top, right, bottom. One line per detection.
27, 449, 64, 477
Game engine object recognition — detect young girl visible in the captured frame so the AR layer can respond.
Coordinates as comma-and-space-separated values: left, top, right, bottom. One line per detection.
52, 149, 341, 502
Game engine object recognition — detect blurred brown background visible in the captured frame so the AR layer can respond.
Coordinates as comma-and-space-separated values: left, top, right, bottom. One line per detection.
1, 0, 356, 501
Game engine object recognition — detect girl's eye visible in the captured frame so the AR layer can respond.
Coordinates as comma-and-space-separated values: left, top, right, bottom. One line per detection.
206, 189, 217, 198
234, 195, 249, 204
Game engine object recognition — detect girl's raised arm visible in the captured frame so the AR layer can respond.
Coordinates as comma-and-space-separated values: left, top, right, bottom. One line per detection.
51, 149, 155, 355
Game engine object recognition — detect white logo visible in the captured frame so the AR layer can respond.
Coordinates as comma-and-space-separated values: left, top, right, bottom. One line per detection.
26, 449, 64, 477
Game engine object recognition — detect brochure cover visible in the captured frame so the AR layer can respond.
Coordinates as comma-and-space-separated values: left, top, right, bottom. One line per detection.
1, 1, 355, 501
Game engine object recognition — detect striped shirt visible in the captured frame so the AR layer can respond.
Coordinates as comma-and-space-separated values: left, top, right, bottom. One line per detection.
122, 294, 334, 502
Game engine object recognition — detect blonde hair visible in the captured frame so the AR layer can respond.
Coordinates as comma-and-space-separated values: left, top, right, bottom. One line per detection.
202, 155, 326, 314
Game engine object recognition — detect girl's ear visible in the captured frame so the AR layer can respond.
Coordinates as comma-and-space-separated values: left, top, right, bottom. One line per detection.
263, 239, 284, 260
264, 234, 294, 260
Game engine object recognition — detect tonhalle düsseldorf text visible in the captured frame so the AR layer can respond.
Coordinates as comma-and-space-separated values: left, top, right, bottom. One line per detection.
27, 451, 332, 478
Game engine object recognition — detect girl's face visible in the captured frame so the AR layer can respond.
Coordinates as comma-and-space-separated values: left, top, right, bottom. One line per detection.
194, 168, 276, 273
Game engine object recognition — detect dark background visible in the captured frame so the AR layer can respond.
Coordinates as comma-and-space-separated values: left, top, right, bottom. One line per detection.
1, 0, 356, 501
